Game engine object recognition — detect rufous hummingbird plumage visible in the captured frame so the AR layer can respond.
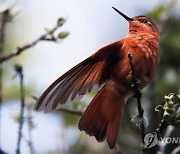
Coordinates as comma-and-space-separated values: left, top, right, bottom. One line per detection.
35, 7, 160, 149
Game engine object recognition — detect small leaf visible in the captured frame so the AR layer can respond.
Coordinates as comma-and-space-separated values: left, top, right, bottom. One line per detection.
58, 31, 69, 39
57, 18, 65, 26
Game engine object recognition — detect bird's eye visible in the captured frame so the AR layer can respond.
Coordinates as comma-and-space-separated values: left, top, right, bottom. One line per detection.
142, 19, 148, 24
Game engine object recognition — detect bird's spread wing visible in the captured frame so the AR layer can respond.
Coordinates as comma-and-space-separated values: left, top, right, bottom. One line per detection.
35, 41, 122, 111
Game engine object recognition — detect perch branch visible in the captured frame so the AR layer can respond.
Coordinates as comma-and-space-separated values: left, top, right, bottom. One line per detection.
0, 19, 65, 63
128, 53, 145, 145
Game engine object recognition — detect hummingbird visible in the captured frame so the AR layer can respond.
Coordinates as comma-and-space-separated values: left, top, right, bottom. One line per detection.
35, 7, 160, 149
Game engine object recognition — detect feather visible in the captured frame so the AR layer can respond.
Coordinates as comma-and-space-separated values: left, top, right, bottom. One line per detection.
78, 82, 127, 149
34, 41, 121, 111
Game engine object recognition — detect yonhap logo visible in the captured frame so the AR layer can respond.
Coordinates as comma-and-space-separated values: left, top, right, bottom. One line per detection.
144, 132, 158, 148
160, 137, 180, 144
144, 132, 180, 148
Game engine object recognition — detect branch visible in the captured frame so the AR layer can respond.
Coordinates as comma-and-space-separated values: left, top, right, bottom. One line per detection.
0, 149, 8, 154
155, 120, 168, 135
14, 64, 25, 154
59, 108, 83, 116
26, 103, 35, 154
0, 10, 9, 52
32, 95, 83, 116
171, 145, 180, 154
128, 53, 146, 145
0, 18, 66, 63
0, 9, 9, 148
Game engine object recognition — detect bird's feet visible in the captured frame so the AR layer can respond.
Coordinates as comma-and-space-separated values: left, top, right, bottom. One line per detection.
131, 78, 141, 89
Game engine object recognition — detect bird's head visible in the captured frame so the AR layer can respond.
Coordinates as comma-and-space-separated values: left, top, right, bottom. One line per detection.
112, 7, 159, 37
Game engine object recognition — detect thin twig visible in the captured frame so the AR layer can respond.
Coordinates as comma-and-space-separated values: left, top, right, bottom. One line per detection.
32, 95, 83, 116
0, 10, 9, 52
26, 103, 34, 154
155, 120, 168, 136
20, 133, 34, 154
128, 53, 145, 145
59, 108, 83, 116
15, 64, 25, 154
0, 149, 8, 154
0, 10, 9, 148
0, 19, 65, 63
171, 145, 180, 154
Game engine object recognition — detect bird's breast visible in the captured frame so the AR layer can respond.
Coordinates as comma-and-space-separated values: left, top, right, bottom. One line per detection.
111, 37, 159, 94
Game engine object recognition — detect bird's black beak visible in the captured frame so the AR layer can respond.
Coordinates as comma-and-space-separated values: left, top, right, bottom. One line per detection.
112, 7, 133, 21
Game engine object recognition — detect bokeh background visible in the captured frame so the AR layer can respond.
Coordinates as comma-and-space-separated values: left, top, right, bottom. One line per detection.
0, 0, 180, 154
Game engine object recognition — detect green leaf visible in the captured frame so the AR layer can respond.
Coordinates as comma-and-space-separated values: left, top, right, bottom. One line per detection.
57, 18, 65, 26
58, 31, 69, 39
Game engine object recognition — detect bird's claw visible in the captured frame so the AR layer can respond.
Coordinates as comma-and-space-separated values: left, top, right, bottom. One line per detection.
131, 78, 141, 88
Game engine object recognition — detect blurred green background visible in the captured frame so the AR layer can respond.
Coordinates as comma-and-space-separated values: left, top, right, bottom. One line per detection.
0, 0, 180, 154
